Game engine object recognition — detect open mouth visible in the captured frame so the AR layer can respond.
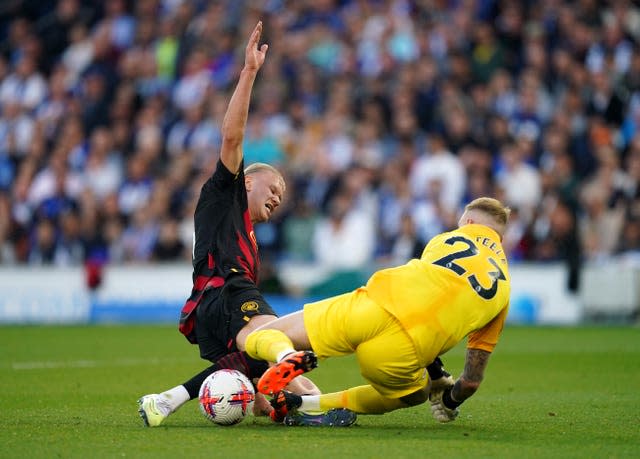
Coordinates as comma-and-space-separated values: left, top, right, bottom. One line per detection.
265, 202, 274, 214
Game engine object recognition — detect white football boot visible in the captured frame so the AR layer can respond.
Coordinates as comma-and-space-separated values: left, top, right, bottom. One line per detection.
138, 394, 172, 427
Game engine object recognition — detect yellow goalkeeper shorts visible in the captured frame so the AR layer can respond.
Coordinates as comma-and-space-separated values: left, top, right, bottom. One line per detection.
303, 288, 428, 399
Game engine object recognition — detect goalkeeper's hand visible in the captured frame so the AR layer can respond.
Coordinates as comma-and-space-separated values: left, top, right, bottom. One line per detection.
429, 373, 455, 395
429, 384, 461, 423
431, 400, 459, 423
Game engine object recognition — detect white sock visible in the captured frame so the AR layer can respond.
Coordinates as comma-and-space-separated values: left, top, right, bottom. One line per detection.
299, 395, 320, 412
276, 348, 296, 363
160, 385, 190, 412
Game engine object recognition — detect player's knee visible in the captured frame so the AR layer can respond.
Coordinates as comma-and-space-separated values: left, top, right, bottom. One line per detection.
237, 315, 278, 351
399, 386, 430, 407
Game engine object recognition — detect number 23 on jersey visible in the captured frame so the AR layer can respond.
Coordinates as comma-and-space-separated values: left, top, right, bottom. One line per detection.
432, 235, 506, 300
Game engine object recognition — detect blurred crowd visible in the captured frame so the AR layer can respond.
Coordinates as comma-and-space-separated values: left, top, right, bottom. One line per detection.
1, 0, 640, 293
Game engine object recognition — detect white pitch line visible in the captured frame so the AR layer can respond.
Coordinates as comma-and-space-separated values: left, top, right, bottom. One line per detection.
11, 357, 197, 370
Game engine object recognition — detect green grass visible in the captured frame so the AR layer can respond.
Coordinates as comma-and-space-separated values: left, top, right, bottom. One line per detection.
1, 325, 639, 459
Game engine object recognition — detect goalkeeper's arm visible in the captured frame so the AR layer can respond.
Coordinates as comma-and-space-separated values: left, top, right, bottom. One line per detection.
430, 348, 492, 423
447, 348, 492, 407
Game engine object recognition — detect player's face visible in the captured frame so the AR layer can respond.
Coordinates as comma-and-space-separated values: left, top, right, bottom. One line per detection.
246, 171, 284, 223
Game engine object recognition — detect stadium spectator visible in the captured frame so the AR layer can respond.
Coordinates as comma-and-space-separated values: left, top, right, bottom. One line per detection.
36, 0, 94, 72
0, 54, 47, 111
28, 218, 57, 265
243, 113, 286, 166
0, 191, 16, 263
120, 205, 159, 262
311, 189, 375, 272
377, 160, 414, 256
83, 127, 123, 201
0, 98, 35, 159
61, 22, 94, 86
281, 196, 319, 262
386, 212, 425, 267
495, 141, 542, 224
172, 47, 211, 112
117, 154, 153, 216
151, 217, 186, 262
409, 132, 465, 216
92, 0, 136, 55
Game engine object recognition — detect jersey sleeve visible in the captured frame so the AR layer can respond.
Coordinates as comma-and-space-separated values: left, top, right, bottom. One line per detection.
467, 303, 509, 352
207, 159, 241, 191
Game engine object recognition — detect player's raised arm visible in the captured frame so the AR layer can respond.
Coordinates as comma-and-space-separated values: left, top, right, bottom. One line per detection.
219, 21, 269, 174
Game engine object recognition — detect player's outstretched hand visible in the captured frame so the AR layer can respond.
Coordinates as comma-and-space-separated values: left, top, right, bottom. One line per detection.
429, 391, 459, 423
245, 21, 268, 72
252, 392, 273, 417
428, 370, 455, 423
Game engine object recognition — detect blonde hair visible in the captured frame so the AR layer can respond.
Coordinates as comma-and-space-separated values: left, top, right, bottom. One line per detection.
244, 162, 286, 189
465, 197, 511, 227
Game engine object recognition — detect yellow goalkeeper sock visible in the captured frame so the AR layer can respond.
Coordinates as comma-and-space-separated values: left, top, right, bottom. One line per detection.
244, 329, 294, 362
318, 385, 406, 414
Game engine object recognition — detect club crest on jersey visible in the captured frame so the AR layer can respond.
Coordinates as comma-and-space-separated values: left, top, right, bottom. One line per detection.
241, 301, 259, 313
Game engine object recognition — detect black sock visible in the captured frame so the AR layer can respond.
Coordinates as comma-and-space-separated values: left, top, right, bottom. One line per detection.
182, 351, 269, 399
183, 365, 217, 399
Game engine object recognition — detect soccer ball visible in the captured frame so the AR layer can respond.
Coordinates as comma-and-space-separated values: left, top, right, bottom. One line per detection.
198, 369, 255, 425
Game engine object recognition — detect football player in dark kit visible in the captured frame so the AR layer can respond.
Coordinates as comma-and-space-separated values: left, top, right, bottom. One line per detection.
138, 22, 326, 427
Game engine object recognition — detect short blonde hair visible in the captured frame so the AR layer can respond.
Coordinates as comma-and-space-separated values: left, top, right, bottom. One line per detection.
465, 197, 511, 226
244, 162, 286, 190
244, 162, 281, 177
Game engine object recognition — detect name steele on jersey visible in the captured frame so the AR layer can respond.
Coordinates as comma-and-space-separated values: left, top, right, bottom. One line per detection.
476, 236, 506, 264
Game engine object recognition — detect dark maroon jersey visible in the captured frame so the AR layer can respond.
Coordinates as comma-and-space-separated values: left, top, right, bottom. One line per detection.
179, 160, 260, 342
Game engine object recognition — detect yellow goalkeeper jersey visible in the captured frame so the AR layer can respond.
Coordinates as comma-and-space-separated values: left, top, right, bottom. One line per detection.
365, 223, 510, 365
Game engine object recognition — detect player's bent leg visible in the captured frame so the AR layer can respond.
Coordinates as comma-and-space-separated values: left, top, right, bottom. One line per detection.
137, 384, 191, 427
317, 385, 407, 414
257, 350, 318, 395
244, 328, 295, 363
269, 390, 357, 427
241, 310, 311, 352
245, 327, 318, 395
235, 313, 278, 350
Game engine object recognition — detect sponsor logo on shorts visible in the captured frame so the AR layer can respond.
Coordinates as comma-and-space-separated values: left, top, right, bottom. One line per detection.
241, 301, 260, 313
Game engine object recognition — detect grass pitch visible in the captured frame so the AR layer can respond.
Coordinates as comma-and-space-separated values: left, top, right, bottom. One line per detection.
1, 324, 638, 459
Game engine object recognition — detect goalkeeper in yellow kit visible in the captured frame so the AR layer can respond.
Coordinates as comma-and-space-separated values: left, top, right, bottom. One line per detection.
245, 197, 511, 423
